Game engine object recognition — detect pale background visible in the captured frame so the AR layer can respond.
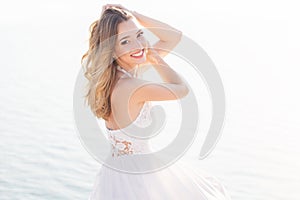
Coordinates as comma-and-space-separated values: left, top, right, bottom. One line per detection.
0, 0, 299, 199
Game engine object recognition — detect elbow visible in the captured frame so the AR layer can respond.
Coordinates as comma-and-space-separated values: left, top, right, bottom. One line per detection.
183, 85, 189, 97
178, 31, 183, 40
179, 85, 189, 98
174, 30, 182, 44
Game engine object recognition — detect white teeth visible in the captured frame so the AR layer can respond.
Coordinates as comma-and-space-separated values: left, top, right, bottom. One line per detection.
131, 50, 143, 57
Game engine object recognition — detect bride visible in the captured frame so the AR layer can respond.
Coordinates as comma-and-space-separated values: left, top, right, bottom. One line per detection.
81, 4, 232, 199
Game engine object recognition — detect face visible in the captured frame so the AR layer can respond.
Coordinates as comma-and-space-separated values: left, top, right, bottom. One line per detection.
114, 19, 147, 68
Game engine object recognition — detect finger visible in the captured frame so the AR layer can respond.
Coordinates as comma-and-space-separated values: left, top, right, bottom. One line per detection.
101, 5, 107, 15
106, 4, 122, 9
107, 4, 127, 11
103, 5, 110, 10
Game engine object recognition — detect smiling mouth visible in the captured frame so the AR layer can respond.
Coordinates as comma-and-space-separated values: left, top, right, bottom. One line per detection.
130, 49, 144, 58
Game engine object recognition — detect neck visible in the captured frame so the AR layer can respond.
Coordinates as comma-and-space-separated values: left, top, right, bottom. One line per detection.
116, 60, 137, 75
116, 64, 138, 78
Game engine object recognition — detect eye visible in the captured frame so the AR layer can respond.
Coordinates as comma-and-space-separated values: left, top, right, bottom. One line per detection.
137, 31, 144, 38
121, 40, 129, 45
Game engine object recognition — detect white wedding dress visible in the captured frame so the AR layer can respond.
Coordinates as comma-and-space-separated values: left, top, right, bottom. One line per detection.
88, 100, 232, 200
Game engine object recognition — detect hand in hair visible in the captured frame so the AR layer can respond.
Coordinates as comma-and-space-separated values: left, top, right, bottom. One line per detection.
101, 4, 133, 16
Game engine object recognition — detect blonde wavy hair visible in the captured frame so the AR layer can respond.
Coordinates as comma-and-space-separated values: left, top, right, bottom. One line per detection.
81, 8, 132, 120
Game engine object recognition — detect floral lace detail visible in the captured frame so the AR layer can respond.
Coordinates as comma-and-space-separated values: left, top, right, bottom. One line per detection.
108, 133, 152, 157
106, 101, 153, 157
109, 134, 134, 157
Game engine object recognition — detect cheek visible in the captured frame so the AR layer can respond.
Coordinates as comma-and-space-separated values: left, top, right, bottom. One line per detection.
115, 46, 131, 57
118, 51, 132, 59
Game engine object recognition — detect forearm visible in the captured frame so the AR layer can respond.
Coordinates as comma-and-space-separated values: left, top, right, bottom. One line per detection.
152, 55, 186, 86
132, 11, 182, 42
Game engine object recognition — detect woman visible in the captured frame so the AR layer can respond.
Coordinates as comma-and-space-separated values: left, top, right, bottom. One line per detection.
82, 4, 231, 199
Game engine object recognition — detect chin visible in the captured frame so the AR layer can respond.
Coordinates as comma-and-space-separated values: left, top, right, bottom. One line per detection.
133, 58, 147, 65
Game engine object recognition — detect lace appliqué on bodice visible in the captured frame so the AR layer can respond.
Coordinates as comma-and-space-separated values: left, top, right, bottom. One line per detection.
108, 135, 134, 157
106, 101, 153, 157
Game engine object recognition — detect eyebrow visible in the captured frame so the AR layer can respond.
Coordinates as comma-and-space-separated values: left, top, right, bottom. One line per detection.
119, 29, 143, 41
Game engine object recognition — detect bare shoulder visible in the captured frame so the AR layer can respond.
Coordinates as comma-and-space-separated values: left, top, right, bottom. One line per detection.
113, 77, 189, 104
111, 78, 143, 106
109, 78, 145, 128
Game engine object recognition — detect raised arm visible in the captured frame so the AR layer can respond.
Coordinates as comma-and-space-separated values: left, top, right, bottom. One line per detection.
131, 11, 182, 58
